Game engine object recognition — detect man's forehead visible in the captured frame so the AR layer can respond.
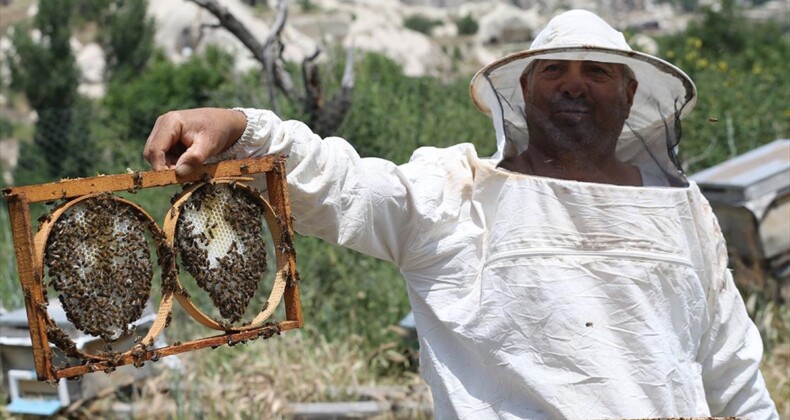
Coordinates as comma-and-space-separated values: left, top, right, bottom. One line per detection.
522, 59, 634, 81
531, 59, 623, 69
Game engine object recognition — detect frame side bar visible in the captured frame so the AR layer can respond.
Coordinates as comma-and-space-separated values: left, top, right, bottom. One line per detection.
6, 194, 55, 381
266, 158, 303, 328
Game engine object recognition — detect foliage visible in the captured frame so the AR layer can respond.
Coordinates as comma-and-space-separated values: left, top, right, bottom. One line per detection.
655, 3, 790, 172
98, 47, 237, 170
403, 14, 442, 36
0, 200, 22, 311
655, 0, 699, 12
7, 0, 100, 182
297, 0, 318, 12
455, 13, 479, 36
99, 0, 155, 83
73, 0, 113, 25
0, 116, 14, 138
336, 53, 493, 163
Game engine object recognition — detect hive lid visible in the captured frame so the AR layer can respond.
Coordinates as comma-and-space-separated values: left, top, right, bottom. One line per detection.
0, 299, 71, 328
690, 139, 790, 204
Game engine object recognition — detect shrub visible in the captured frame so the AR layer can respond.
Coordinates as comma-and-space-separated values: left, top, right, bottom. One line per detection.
456, 13, 479, 36
404, 14, 442, 36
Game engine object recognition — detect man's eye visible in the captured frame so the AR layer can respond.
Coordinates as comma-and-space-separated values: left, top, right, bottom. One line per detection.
543, 64, 561, 72
588, 66, 611, 76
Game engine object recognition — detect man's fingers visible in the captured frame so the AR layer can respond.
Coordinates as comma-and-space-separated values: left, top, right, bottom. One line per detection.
144, 112, 184, 170
143, 108, 246, 173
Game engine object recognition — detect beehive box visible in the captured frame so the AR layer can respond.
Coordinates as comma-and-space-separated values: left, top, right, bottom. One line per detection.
690, 139, 790, 268
0, 299, 165, 415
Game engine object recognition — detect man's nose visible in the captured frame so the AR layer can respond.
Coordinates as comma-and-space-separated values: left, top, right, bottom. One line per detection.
558, 68, 588, 99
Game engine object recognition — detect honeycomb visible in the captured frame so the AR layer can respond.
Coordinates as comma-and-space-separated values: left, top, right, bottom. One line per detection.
43, 194, 154, 342
175, 182, 268, 324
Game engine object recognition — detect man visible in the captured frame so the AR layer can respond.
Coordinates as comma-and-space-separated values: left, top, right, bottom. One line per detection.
144, 10, 778, 419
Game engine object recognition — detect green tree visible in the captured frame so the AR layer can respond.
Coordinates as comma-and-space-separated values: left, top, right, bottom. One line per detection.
8, 0, 98, 183
99, 0, 155, 83
98, 47, 238, 170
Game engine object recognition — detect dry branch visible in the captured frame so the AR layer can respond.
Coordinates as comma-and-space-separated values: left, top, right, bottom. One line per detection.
189, 0, 294, 111
187, 0, 354, 133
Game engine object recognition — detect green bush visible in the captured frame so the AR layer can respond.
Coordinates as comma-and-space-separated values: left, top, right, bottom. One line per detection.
656, 4, 789, 172
404, 14, 442, 36
456, 13, 479, 36
0, 117, 14, 138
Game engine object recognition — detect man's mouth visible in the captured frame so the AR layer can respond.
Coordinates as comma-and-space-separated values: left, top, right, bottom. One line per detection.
555, 107, 590, 114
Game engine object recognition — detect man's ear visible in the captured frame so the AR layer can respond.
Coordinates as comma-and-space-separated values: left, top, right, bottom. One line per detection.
519, 72, 530, 101
626, 79, 638, 108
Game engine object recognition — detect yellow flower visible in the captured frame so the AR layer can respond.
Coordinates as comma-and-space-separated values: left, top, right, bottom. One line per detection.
686, 37, 702, 49
752, 64, 763, 75
696, 58, 709, 69
717, 61, 728, 71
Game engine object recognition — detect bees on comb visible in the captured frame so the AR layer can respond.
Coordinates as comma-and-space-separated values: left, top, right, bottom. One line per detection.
43, 194, 154, 342
174, 182, 269, 325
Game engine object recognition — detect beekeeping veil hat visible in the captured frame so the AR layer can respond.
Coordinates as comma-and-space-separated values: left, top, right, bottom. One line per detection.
470, 9, 696, 186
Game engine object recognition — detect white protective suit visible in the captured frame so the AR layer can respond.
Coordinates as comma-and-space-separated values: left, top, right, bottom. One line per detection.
217, 107, 779, 419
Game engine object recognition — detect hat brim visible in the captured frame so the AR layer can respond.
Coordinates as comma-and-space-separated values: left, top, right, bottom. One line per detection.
469, 46, 697, 133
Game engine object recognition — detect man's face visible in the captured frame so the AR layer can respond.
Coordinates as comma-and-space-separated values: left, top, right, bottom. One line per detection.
520, 59, 638, 151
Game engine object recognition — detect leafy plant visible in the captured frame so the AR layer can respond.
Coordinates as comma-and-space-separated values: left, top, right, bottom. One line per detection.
404, 14, 442, 36
455, 13, 479, 36
656, 3, 789, 172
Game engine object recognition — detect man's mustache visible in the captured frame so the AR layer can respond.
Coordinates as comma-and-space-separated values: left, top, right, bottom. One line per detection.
550, 97, 593, 113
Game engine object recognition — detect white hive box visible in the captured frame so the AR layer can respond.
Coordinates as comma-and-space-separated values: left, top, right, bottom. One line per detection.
0, 298, 164, 416
689, 139, 790, 277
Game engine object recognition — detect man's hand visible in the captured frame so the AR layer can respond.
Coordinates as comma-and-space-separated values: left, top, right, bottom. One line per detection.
143, 108, 248, 176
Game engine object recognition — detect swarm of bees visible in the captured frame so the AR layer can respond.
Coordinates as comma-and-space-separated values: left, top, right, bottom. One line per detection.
43, 194, 154, 342
174, 182, 268, 324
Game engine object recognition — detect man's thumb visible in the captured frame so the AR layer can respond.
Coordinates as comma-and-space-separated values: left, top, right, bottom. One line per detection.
175, 147, 208, 177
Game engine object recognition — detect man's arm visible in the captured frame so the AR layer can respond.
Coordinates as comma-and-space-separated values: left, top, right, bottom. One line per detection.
143, 107, 438, 266
695, 203, 779, 418
698, 268, 779, 418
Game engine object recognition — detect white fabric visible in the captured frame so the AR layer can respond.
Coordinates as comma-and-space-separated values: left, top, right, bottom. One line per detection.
222, 108, 778, 419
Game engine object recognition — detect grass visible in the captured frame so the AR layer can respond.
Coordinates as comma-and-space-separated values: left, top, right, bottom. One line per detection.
46, 328, 429, 419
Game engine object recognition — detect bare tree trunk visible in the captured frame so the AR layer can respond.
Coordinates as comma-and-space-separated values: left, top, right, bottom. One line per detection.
188, 0, 354, 133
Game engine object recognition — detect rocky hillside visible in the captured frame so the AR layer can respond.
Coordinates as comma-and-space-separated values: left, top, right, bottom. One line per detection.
0, 0, 787, 108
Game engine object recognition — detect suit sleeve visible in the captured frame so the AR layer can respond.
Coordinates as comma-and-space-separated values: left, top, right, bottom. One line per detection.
211, 108, 434, 266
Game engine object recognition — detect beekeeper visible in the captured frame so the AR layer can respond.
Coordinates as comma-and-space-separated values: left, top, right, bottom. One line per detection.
144, 9, 779, 419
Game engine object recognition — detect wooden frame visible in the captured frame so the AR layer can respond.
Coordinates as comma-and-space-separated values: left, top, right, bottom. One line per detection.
2, 156, 302, 381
